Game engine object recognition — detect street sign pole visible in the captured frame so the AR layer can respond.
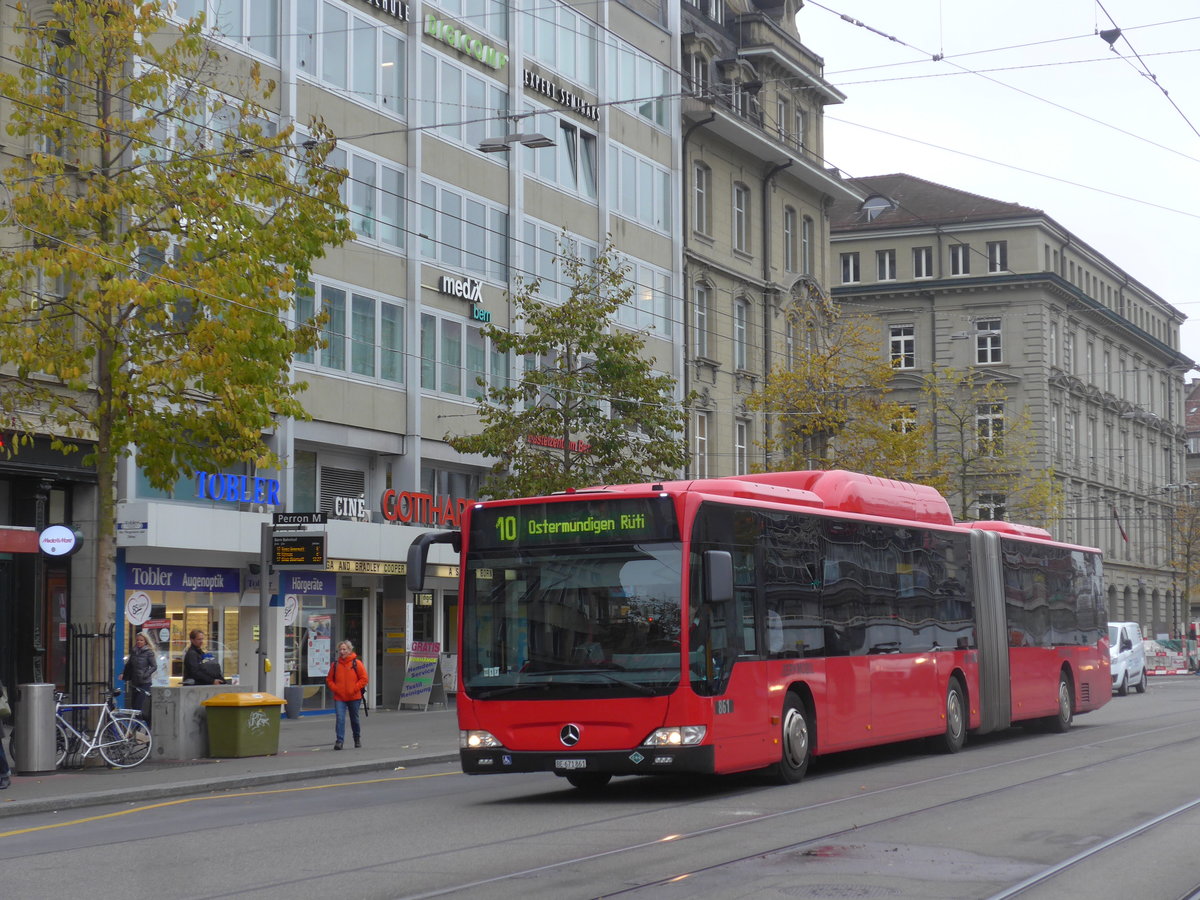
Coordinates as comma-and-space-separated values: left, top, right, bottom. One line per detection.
259, 521, 271, 692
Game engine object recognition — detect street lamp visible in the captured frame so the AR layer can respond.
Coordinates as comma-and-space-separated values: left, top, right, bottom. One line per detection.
477, 131, 555, 153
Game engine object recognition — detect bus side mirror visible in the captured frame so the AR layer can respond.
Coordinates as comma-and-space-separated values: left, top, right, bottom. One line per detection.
703, 550, 734, 606
407, 530, 461, 592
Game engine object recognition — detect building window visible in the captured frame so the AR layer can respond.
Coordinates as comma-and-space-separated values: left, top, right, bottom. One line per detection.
297, 1, 404, 113
913, 246, 933, 278
522, 0, 597, 89
893, 405, 918, 433
783, 207, 798, 273
890, 324, 915, 369
695, 412, 710, 478
522, 222, 597, 305
776, 96, 790, 144
695, 282, 712, 358
987, 240, 1008, 273
521, 114, 597, 201
840, 252, 860, 284
420, 51, 507, 153
802, 216, 813, 274
735, 418, 749, 474
419, 311, 508, 400
733, 183, 750, 253
608, 143, 673, 234
615, 256, 674, 337
877, 249, 896, 281
421, 179, 509, 281
686, 51, 710, 96
977, 402, 1004, 456
295, 280, 405, 385
734, 298, 749, 370
976, 318, 1002, 364
950, 243, 971, 275
793, 107, 805, 150
177, 0, 278, 59
693, 162, 711, 235
325, 145, 404, 251
977, 492, 1007, 520
605, 35, 669, 129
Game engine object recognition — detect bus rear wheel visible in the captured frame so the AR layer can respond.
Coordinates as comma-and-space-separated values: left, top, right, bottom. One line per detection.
771, 694, 811, 784
1045, 673, 1074, 733
933, 677, 966, 754
565, 772, 611, 792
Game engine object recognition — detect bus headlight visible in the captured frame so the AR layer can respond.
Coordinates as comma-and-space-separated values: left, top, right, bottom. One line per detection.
643, 726, 707, 747
460, 730, 504, 749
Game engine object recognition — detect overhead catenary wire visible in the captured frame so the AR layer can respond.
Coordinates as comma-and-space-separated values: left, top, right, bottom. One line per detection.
0, 6, 1187, 438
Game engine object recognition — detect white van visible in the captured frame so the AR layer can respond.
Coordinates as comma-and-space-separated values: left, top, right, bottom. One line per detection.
1109, 622, 1147, 695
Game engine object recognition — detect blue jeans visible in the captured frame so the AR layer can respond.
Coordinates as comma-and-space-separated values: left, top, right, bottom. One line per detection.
334, 699, 361, 743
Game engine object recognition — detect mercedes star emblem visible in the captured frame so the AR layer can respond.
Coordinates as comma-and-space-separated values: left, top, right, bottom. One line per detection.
560, 724, 581, 746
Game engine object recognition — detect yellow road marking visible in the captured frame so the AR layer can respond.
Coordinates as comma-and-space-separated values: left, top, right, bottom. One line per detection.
0, 771, 454, 838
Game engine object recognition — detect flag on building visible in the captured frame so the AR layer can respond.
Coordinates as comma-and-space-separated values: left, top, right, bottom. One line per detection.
1112, 506, 1129, 543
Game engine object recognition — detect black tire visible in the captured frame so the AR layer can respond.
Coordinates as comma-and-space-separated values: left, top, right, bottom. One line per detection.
55, 723, 71, 767
1044, 673, 1074, 733
934, 677, 967, 754
1116, 673, 1128, 696
770, 693, 811, 784
100, 717, 152, 768
1135, 669, 1148, 693
565, 772, 611, 792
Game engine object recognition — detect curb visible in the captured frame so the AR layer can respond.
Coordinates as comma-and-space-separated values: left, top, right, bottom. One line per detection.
0, 752, 459, 821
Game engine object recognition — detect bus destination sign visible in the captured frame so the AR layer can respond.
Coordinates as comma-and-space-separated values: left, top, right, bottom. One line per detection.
470, 497, 677, 550
272, 532, 327, 566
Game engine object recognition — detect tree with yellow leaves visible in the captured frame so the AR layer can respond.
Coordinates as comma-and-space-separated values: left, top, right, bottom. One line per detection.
747, 300, 934, 482
0, 1, 350, 623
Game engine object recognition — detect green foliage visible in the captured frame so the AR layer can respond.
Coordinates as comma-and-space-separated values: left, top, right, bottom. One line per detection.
0, 1, 351, 616
447, 241, 693, 499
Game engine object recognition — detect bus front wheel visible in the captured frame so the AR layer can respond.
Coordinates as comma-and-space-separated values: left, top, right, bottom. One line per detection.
772, 694, 811, 784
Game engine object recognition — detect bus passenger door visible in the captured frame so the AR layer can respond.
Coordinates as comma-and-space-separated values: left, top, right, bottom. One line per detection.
691, 553, 773, 771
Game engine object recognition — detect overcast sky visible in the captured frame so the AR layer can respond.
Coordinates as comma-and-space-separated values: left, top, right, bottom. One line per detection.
794, 0, 1200, 373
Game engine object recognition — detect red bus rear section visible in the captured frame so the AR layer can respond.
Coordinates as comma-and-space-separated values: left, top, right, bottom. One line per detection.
409, 470, 1110, 790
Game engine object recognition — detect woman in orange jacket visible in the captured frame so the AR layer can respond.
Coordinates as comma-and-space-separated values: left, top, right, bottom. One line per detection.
326, 640, 369, 750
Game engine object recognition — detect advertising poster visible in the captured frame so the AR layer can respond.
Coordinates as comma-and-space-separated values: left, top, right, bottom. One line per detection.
307, 614, 332, 677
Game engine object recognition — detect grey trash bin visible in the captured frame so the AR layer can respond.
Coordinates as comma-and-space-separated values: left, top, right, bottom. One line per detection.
283, 685, 303, 719
14, 683, 57, 773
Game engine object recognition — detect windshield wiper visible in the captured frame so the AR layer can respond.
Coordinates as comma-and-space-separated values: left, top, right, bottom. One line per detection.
569, 669, 659, 696
470, 678, 554, 699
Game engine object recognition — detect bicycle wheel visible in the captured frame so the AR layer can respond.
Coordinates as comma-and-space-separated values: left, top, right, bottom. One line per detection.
55, 723, 72, 767
99, 716, 152, 767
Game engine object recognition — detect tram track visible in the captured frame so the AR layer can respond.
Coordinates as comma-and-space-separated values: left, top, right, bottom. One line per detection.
392, 712, 1200, 900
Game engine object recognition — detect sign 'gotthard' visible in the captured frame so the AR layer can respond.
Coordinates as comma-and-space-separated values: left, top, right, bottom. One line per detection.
380, 490, 474, 527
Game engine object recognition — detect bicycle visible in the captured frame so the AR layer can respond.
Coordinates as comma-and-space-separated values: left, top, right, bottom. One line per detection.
54, 689, 153, 768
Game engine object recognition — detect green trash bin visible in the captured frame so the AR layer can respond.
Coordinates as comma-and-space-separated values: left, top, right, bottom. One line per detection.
201, 692, 285, 758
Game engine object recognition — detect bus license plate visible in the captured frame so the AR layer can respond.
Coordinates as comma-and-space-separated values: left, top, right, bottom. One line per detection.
555, 759, 586, 770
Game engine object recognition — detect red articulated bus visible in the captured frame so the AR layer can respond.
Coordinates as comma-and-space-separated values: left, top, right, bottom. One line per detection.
407, 470, 1110, 791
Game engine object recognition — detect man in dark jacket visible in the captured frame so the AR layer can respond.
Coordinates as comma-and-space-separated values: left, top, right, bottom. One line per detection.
183, 629, 225, 685
121, 631, 157, 720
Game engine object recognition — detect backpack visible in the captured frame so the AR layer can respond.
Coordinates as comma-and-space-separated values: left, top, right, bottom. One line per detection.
354, 659, 369, 716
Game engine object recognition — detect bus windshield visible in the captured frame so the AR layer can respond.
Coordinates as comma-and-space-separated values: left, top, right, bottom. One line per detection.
461, 541, 684, 700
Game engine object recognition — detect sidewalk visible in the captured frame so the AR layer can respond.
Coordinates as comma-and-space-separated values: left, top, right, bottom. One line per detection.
0, 705, 461, 820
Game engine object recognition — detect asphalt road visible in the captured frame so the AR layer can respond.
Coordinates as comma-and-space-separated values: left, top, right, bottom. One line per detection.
2, 676, 1198, 900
